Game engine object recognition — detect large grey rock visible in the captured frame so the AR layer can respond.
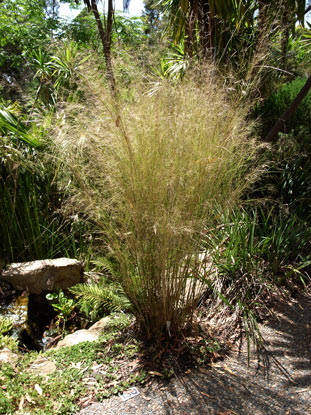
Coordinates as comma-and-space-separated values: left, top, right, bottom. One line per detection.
0, 258, 83, 294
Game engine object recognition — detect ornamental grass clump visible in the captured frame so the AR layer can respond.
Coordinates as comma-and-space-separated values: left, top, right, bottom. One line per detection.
57, 70, 260, 341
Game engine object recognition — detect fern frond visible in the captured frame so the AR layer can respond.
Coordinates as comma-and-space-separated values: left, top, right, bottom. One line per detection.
70, 277, 130, 321
91, 257, 119, 278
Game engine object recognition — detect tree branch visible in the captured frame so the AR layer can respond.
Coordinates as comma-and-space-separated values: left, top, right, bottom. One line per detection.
265, 76, 311, 142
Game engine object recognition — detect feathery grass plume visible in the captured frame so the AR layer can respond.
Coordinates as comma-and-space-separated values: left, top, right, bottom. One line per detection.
55, 66, 261, 341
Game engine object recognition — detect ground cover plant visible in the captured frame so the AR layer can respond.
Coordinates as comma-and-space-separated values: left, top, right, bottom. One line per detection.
0, 309, 228, 415
0, 314, 143, 415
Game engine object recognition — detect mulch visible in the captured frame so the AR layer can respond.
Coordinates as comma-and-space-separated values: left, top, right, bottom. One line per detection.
77, 291, 311, 415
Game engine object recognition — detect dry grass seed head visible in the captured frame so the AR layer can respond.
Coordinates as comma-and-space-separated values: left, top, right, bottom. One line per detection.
55, 68, 260, 340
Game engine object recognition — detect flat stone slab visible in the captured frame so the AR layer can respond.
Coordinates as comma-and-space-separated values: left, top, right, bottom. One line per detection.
1, 258, 83, 294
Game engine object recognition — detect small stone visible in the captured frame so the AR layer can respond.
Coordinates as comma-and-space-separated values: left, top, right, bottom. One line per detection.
0, 348, 19, 365
88, 316, 111, 333
28, 357, 57, 377
55, 329, 99, 349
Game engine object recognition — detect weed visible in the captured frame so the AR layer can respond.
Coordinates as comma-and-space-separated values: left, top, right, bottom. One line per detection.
0, 317, 18, 351
46, 290, 76, 333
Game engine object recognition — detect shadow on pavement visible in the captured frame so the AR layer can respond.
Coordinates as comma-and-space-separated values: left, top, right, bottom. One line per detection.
78, 292, 311, 415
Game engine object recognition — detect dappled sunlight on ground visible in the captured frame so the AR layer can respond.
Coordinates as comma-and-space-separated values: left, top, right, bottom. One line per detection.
78, 292, 311, 414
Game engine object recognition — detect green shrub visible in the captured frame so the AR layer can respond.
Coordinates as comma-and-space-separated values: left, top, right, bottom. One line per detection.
208, 208, 263, 283
261, 213, 311, 280
270, 139, 311, 218
249, 134, 311, 221
200, 202, 311, 353
208, 206, 311, 294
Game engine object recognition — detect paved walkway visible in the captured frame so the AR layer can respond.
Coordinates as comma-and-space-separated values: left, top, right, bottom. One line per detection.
78, 293, 311, 415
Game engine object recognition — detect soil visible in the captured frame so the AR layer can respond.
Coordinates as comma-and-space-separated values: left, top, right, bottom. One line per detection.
77, 291, 311, 415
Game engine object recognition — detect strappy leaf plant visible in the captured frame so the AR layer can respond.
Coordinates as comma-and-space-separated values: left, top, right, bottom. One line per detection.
0, 101, 40, 147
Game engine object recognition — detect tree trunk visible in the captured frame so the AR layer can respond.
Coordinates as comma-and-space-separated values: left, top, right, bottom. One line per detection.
198, 0, 209, 57
89, 0, 116, 94
265, 76, 311, 142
